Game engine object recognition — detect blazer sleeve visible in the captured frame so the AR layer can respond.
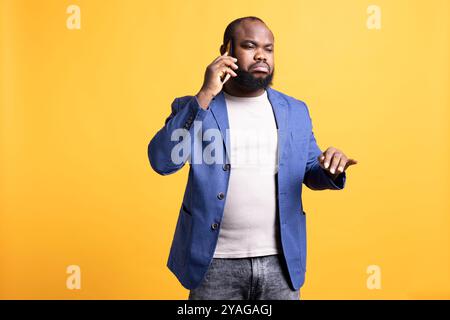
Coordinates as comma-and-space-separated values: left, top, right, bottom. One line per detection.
147, 96, 210, 175
302, 103, 346, 190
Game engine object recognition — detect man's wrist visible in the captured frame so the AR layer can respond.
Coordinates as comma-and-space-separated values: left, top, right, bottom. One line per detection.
195, 88, 215, 110
324, 168, 342, 181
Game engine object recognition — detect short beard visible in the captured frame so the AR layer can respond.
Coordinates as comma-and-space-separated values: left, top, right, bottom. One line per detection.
232, 67, 274, 91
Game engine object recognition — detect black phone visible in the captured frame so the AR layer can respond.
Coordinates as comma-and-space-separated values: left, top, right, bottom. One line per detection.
221, 39, 234, 83
225, 39, 233, 56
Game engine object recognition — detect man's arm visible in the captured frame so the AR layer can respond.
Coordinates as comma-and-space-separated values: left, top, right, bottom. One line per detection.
147, 97, 209, 175
148, 50, 238, 176
303, 128, 346, 190
302, 103, 356, 190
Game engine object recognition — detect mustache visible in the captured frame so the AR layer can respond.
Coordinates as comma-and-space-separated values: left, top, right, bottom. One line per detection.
250, 62, 270, 71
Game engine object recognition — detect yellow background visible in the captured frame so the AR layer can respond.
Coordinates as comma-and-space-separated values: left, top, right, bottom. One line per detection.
1, 0, 449, 299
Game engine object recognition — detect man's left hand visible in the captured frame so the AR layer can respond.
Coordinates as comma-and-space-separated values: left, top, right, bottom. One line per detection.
318, 146, 358, 179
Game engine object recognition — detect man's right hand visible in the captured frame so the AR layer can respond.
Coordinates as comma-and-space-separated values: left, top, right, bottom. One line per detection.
196, 52, 239, 110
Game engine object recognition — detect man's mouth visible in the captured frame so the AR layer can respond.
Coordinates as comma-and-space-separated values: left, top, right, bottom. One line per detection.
250, 64, 270, 73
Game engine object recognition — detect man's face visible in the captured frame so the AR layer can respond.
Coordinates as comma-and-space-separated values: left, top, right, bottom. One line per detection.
226, 20, 275, 90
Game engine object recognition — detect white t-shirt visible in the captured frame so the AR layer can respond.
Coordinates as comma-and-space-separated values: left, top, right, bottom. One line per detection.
213, 89, 282, 258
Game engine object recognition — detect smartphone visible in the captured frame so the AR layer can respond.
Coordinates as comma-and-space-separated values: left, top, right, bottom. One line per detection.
221, 39, 234, 84
225, 39, 233, 56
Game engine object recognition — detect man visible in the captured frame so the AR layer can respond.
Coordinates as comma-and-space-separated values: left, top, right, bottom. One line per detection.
148, 16, 357, 300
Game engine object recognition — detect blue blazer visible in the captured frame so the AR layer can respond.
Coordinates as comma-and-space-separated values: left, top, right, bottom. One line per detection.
148, 87, 346, 290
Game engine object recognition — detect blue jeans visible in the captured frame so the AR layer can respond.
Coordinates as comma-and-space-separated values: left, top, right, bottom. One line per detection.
188, 254, 300, 300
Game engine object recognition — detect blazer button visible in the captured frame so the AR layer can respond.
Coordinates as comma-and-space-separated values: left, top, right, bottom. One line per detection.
222, 164, 230, 171
211, 223, 219, 230
217, 192, 225, 200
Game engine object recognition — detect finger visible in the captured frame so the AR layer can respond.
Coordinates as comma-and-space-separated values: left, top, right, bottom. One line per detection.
317, 154, 326, 168
344, 158, 358, 169
219, 66, 237, 79
216, 53, 237, 61
212, 53, 237, 65
212, 55, 223, 63
337, 156, 348, 173
329, 152, 342, 174
224, 66, 237, 77
217, 58, 239, 70
323, 148, 335, 169
217, 51, 229, 60
222, 73, 231, 84
216, 56, 238, 66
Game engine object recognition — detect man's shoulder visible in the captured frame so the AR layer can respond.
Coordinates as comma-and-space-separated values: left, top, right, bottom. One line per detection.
268, 87, 310, 114
168, 95, 196, 112
173, 95, 193, 106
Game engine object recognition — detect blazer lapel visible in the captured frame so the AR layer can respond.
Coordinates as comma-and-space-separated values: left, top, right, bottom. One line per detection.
209, 91, 231, 163
209, 87, 289, 165
267, 87, 289, 164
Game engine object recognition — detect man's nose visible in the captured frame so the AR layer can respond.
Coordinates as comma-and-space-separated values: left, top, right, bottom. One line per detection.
255, 50, 267, 61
